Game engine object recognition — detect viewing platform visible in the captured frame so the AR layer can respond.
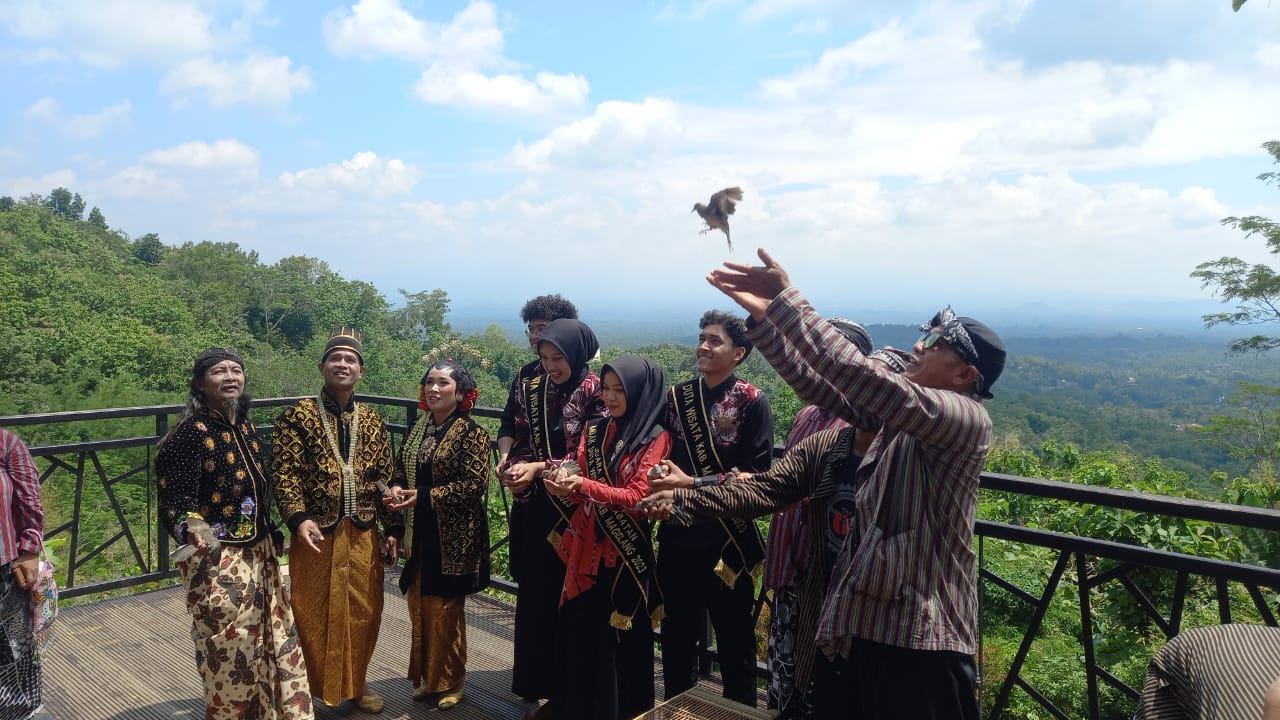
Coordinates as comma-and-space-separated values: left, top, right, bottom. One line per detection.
6, 396, 1279, 720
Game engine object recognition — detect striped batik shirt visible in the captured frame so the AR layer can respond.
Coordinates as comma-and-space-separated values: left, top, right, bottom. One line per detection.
1134, 624, 1280, 720
745, 287, 993, 658
762, 405, 849, 590
0, 428, 44, 565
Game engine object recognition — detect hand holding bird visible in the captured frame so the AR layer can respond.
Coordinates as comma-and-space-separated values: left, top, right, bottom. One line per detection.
693, 186, 743, 251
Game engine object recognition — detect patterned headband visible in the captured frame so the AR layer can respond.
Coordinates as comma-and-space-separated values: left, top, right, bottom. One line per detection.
921, 306, 981, 368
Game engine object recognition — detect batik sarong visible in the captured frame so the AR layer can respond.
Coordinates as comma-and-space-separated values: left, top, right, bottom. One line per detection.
288, 518, 383, 705
178, 537, 312, 720
406, 588, 466, 694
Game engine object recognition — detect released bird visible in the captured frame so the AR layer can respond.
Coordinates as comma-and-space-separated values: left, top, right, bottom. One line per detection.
693, 186, 743, 251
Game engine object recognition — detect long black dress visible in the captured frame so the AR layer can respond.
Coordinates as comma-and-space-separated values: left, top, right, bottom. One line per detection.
395, 411, 491, 692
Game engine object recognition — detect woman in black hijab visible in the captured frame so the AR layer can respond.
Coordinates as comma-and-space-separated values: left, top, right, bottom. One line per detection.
544, 356, 670, 720
501, 318, 607, 719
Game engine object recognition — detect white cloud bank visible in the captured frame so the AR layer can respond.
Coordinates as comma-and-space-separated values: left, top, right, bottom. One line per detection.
324, 0, 589, 115
2, 0, 309, 112
24, 98, 133, 139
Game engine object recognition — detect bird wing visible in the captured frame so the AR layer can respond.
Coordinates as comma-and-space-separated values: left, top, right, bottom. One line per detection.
711, 186, 743, 216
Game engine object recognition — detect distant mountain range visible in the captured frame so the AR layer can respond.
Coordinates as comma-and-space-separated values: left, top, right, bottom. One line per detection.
449, 296, 1239, 349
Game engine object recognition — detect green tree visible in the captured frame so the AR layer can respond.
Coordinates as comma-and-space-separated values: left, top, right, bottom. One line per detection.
87, 206, 107, 229
131, 233, 166, 266
394, 288, 451, 346
45, 188, 78, 220
1196, 382, 1280, 479
0, 197, 14, 212
1192, 141, 1280, 352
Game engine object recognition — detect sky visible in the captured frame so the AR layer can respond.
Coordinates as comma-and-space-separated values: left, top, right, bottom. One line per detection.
2, 0, 1278, 325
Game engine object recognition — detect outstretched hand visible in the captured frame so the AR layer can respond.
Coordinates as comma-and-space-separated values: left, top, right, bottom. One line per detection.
706, 248, 792, 321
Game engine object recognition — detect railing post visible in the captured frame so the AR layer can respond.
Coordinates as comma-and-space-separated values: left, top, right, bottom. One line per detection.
1077, 552, 1100, 720
156, 412, 169, 573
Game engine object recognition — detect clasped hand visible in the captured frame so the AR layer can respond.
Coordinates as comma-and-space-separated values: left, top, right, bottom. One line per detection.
503, 461, 544, 493
543, 466, 582, 497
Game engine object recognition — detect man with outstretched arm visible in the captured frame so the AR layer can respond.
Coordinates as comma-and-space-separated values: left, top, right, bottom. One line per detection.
698, 248, 1006, 720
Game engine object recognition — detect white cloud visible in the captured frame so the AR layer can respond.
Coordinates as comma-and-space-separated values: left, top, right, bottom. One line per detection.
161, 55, 312, 111
508, 98, 683, 171
760, 19, 913, 101
23, 97, 132, 139
323, 0, 503, 67
92, 139, 261, 202
143, 140, 260, 170
0, 0, 214, 68
325, 0, 588, 115
4, 169, 78, 199
2, 1, 307, 112
414, 67, 588, 114
276, 152, 418, 198
24, 97, 58, 120
65, 101, 133, 140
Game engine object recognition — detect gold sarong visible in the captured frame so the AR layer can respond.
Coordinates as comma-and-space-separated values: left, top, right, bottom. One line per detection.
288, 518, 383, 705
406, 587, 467, 694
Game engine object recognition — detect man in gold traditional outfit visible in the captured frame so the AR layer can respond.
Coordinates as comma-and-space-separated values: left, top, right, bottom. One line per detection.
272, 326, 403, 714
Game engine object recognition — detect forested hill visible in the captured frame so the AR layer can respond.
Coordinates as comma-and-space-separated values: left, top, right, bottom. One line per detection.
0, 191, 525, 417
5, 189, 1280, 490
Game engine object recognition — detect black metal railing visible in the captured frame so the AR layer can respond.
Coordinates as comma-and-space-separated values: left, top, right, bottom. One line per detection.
3, 399, 1278, 719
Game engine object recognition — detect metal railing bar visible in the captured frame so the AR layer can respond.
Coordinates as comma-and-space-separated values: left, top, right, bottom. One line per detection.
988, 551, 1071, 719
982, 472, 1280, 531
1012, 676, 1072, 720
1115, 574, 1173, 637
977, 521, 1280, 588
1248, 585, 1278, 626
979, 567, 1039, 606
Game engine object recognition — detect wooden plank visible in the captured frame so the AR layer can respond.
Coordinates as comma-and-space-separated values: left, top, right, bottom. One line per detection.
43, 581, 534, 720
42, 577, 762, 719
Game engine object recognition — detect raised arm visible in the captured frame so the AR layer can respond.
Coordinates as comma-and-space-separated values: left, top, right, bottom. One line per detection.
668, 429, 840, 522
757, 287, 989, 450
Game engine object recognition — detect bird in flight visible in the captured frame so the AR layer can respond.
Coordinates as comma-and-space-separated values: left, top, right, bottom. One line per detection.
693, 186, 743, 251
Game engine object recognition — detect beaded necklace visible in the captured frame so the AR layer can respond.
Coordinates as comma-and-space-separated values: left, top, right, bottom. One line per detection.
316, 395, 361, 517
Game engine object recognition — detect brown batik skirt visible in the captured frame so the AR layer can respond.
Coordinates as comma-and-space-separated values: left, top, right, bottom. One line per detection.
178, 536, 313, 720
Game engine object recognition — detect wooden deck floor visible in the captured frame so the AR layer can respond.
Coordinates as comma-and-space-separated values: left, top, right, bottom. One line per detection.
41, 575, 751, 719
42, 577, 530, 720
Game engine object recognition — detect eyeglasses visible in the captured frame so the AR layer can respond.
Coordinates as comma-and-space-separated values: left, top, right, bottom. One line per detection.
916, 332, 946, 351
918, 330, 981, 366
526, 323, 550, 337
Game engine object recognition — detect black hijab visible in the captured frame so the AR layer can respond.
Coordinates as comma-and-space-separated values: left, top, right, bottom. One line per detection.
537, 318, 599, 391
600, 356, 667, 479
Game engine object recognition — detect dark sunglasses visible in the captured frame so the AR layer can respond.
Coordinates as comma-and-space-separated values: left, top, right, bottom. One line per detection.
917, 332, 946, 350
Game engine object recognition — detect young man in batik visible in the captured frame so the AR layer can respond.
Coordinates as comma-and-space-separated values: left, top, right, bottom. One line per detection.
650, 310, 774, 707
272, 327, 403, 714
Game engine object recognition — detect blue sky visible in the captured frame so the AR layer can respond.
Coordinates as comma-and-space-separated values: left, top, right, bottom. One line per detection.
2, 0, 1278, 321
